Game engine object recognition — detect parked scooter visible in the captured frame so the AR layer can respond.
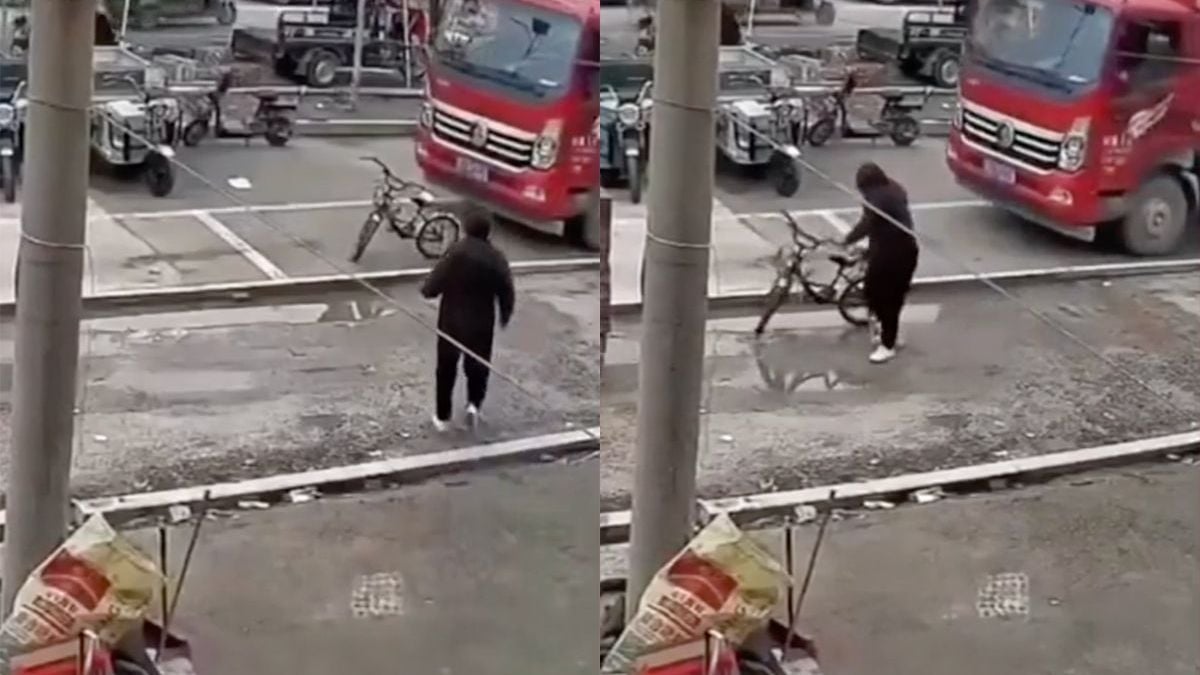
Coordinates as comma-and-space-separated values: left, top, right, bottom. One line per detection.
0, 82, 26, 203
182, 72, 297, 147
805, 71, 930, 148
616, 81, 652, 204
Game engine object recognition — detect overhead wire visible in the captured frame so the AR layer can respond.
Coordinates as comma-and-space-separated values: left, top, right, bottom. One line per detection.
88, 104, 599, 444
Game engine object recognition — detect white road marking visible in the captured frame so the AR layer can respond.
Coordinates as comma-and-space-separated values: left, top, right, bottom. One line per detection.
191, 210, 289, 281
611, 198, 991, 226
0, 199, 374, 227
817, 209, 851, 235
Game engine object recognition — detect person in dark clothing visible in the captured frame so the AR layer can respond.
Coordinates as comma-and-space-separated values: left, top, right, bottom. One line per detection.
720, 4, 742, 46
420, 207, 516, 430
842, 162, 919, 364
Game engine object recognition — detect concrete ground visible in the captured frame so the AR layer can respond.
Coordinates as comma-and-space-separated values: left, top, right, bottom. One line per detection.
116, 458, 597, 675
0, 136, 581, 305
603, 461, 1200, 675
602, 273, 1200, 508
606, 141, 1200, 304
0, 272, 598, 500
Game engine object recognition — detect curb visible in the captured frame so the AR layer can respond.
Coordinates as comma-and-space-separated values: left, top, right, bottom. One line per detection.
0, 258, 599, 316
599, 429, 1200, 544
295, 118, 418, 138
608, 258, 1200, 318
0, 428, 600, 540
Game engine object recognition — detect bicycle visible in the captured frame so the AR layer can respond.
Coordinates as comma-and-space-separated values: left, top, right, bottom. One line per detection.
754, 210, 870, 334
350, 156, 461, 262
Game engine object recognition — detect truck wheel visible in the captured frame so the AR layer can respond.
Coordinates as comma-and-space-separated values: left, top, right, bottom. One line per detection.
565, 194, 601, 251
216, 1, 237, 25
305, 51, 341, 88
1120, 174, 1188, 256
815, 1, 835, 25
931, 51, 960, 89
144, 153, 175, 198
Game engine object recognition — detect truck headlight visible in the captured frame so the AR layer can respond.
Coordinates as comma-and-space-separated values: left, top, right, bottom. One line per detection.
0, 104, 14, 126
616, 103, 639, 127
531, 120, 562, 170
1058, 117, 1090, 172
952, 103, 963, 130
420, 102, 433, 129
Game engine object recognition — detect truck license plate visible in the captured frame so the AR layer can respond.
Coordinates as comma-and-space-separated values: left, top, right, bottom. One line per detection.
456, 157, 489, 182
983, 158, 1016, 185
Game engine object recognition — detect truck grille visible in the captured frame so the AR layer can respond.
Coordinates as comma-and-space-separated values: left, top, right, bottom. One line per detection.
962, 105, 1062, 172
432, 107, 535, 171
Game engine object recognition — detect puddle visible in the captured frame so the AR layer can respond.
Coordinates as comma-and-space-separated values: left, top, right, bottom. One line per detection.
316, 299, 399, 324
746, 334, 865, 394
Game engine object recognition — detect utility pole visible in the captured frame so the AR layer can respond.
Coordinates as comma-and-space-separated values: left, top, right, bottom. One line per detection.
625, 0, 720, 618
351, 0, 367, 109
3, 0, 95, 615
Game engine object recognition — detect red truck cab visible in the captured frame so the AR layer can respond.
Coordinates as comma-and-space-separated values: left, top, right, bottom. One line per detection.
946, 0, 1200, 255
415, 0, 600, 248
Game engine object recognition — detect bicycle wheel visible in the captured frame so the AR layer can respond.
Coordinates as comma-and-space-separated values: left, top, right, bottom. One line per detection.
837, 278, 870, 327
754, 281, 791, 335
799, 269, 836, 304
351, 211, 385, 263
416, 213, 461, 259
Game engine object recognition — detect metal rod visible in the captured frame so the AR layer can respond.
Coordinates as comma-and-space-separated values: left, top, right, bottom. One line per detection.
625, 0, 720, 621
402, 0, 412, 88
157, 524, 169, 662
165, 491, 211, 632
2, 0, 95, 618
784, 489, 836, 661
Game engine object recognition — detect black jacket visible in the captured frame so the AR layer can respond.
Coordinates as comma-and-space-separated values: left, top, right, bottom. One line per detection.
845, 179, 918, 268
421, 235, 515, 338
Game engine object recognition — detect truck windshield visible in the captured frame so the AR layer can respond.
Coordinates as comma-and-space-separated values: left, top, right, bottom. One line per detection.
969, 0, 1114, 91
432, 0, 583, 103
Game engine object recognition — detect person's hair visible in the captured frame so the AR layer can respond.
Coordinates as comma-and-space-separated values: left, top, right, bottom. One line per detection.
855, 162, 889, 192
461, 205, 493, 239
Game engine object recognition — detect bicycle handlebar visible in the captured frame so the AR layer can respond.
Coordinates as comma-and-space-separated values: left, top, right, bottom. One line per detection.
780, 210, 832, 248
361, 155, 422, 191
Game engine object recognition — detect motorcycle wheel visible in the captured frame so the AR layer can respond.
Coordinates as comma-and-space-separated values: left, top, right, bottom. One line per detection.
415, 214, 461, 260
770, 153, 800, 197
806, 118, 835, 147
265, 118, 293, 147
755, 282, 791, 335
144, 154, 175, 198
182, 120, 209, 147
837, 278, 870, 327
351, 212, 385, 263
889, 116, 920, 147
2, 156, 16, 204
627, 157, 642, 205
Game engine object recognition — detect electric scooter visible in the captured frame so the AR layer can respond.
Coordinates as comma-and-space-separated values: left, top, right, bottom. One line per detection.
182, 72, 297, 147
805, 71, 931, 148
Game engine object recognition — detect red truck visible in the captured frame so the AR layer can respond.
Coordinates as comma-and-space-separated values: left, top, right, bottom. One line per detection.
415, 0, 601, 249
947, 0, 1197, 256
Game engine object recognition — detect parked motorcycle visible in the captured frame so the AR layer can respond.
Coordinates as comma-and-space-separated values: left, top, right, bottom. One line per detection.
182, 72, 297, 147
611, 81, 652, 204
805, 71, 931, 148
0, 81, 26, 203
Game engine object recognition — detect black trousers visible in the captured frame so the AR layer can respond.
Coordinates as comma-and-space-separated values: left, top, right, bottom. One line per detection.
865, 254, 918, 350
435, 331, 493, 422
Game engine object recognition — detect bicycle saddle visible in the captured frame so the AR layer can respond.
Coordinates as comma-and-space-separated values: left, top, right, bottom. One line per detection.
410, 190, 435, 207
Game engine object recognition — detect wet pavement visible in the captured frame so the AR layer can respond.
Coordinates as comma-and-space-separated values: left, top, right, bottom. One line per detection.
601, 272, 1200, 509
606, 141, 1200, 304
121, 458, 597, 675
0, 272, 598, 500
603, 461, 1200, 675
0, 136, 582, 305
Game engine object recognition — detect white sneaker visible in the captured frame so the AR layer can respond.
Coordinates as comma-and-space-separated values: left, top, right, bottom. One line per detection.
869, 345, 896, 364
431, 414, 449, 432
465, 404, 480, 430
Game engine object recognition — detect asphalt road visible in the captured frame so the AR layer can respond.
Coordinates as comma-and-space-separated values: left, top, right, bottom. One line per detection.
125, 459, 597, 675
601, 272, 1200, 509
605, 141, 1200, 304
0, 136, 583, 305
604, 461, 1200, 675
0, 271, 599, 500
